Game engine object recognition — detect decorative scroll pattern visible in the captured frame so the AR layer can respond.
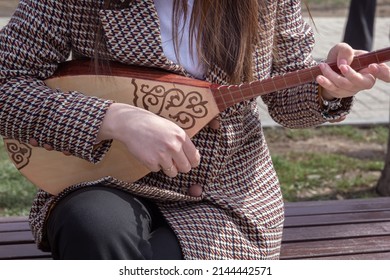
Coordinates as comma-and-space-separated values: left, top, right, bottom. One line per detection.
5, 140, 32, 170
131, 79, 209, 130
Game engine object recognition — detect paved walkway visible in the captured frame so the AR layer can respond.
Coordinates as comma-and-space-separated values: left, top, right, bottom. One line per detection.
258, 17, 390, 127
1, 16, 390, 127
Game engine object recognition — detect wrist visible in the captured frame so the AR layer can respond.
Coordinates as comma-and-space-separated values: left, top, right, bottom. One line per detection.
96, 103, 126, 143
318, 86, 342, 112
319, 86, 337, 101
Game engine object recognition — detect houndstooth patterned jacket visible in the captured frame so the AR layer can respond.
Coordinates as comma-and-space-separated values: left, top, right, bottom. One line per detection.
0, 0, 352, 259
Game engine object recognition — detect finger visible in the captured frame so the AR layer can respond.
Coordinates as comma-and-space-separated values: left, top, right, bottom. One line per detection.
326, 43, 354, 64
319, 62, 348, 85
44, 144, 72, 156
182, 135, 201, 168
368, 63, 390, 82
161, 162, 178, 178
208, 116, 220, 130
317, 63, 355, 96
43, 144, 54, 151
339, 64, 376, 90
316, 73, 344, 98
316, 75, 339, 96
354, 50, 368, 56
335, 43, 354, 67
29, 138, 38, 147
172, 150, 192, 173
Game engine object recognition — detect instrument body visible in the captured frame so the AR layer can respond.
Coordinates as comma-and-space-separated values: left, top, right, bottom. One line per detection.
4, 61, 220, 195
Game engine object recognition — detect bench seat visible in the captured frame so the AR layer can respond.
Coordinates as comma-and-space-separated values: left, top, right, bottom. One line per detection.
1, 197, 390, 260
0, 216, 50, 259
281, 197, 390, 259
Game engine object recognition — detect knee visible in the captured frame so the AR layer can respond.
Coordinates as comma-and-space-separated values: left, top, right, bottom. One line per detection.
49, 188, 132, 239
46, 187, 153, 259
51, 199, 117, 242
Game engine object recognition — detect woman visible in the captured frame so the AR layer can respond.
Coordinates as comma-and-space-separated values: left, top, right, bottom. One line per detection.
0, 0, 389, 259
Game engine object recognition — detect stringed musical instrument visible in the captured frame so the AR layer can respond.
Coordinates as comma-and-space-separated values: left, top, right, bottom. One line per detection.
4, 47, 390, 195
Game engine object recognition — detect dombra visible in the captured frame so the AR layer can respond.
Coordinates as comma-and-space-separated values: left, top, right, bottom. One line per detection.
4, 47, 390, 195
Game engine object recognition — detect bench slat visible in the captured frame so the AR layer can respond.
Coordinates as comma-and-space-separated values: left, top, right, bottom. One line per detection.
285, 197, 390, 216
283, 221, 390, 242
310, 252, 390, 260
280, 235, 390, 259
0, 243, 51, 259
284, 210, 390, 227
0, 216, 30, 223
0, 221, 31, 232
0, 230, 35, 245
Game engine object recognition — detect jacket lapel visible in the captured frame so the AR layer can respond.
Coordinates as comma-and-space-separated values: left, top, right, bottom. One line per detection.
98, 0, 185, 74
98, 0, 231, 85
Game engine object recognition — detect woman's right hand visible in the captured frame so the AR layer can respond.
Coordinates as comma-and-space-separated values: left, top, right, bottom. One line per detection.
96, 103, 201, 178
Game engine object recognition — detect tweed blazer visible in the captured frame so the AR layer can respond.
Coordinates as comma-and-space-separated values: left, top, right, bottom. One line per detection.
0, 0, 352, 259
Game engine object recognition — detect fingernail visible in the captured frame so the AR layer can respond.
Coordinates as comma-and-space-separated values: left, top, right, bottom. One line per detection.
29, 138, 38, 147
43, 144, 54, 151
339, 59, 348, 65
369, 64, 379, 72
340, 64, 349, 74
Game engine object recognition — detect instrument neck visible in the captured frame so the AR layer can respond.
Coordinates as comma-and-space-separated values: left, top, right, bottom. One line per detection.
211, 47, 390, 112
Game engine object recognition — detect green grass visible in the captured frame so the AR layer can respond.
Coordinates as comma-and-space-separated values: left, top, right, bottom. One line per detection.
0, 139, 37, 216
273, 152, 383, 202
264, 125, 388, 202
265, 124, 389, 144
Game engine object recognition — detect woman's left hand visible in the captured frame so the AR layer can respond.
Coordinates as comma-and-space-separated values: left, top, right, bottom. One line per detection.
316, 43, 390, 101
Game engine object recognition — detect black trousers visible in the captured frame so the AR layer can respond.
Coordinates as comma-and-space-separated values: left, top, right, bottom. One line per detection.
343, 0, 377, 51
46, 186, 183, 260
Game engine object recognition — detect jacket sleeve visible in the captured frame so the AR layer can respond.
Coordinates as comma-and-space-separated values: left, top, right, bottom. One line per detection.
261, 0, 353, 128
0, 0, 113, 163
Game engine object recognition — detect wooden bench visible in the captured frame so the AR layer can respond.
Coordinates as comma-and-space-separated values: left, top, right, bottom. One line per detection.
1, 197, 390, 260
281, 196, 390, 259
0, 216, 50, 259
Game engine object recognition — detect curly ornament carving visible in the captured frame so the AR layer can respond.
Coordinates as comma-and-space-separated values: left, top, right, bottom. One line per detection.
5, 140, 32, 170
132, 79, 208, 130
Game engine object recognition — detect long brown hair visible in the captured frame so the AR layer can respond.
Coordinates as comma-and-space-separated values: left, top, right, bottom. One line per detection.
99, 0, 268, 83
